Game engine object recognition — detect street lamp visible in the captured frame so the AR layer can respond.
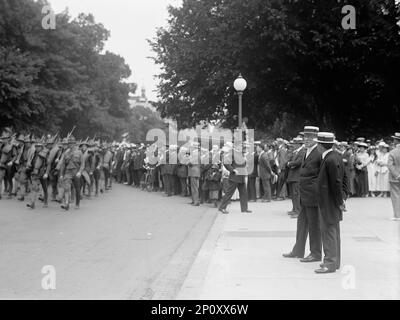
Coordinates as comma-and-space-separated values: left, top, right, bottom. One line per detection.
233, 74, 247, 129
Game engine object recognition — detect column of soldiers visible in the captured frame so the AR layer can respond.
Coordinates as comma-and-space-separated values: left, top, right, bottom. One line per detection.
0, 128, 114, 211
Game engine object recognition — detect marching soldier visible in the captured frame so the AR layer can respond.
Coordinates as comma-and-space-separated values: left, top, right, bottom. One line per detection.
14, 135, 33, 201
80, 140, 94, 197
0, 130, 17, 199
44, 135, 61, 202
102, 143, 113, 191
59, 136, 84, 211
26, 138, 49, 209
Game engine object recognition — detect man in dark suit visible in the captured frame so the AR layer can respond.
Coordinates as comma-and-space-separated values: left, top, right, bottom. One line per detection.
218, 142, 251, 214
286, 137, 306, 218
314, 132, 346, 274
247, 143, 259, 202
258, 143, 272, 202
283, 126, 322, 263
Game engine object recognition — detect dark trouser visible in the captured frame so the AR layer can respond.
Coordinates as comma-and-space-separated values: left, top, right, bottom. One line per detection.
200, 179, 208, 203
116, 164, 123, 183
137, 169, 145, 187
165, 174, 175, 196
292, 205, 322, 259
179, 177, 188, 196
219, 179, 248, 212
190, 177, 200, 205
133, 169, 139, 186
247, 176, 257, 201
355, 170, 368, 197
72, 176, 81, 206
93, 169, 100, 195
319, 213, 341, 270
103, 168, 110, 189
49, 171, 58, 200
261, 178, 272, 201
288, 182, 301, 213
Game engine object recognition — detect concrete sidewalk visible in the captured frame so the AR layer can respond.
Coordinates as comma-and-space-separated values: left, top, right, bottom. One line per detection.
177, 197, 400, 300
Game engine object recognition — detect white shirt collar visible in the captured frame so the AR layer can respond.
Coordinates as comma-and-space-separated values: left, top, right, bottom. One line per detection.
322, 148, 333, 159
307, 144, 318, 153
295, 145, 304, 153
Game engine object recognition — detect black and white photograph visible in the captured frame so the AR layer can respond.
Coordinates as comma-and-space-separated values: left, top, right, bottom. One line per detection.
0, 0, 400, 306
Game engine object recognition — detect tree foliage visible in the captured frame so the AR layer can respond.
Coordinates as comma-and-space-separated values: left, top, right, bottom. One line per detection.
0, 0, 163, 140
151, 0, 400, 139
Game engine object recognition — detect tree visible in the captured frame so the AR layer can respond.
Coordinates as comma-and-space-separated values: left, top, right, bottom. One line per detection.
151, 0, 400, 139
0, 0, 136, 140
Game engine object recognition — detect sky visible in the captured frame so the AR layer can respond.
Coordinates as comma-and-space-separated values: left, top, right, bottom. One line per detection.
50, 0, 182, 101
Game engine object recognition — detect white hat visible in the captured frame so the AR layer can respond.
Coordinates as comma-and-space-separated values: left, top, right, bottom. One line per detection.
316, 132, 336, 144
302, 126, 320, 135
378, 141, 389, 148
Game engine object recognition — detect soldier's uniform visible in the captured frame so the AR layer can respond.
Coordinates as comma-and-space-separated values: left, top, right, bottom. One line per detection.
102, 144, 113, 191
80, 141, 94, 197
0, 132, 17, 199
45, 137, 63, 201
27, 139, 49, 209
92, 142, 102, 196
14, 135, 34, 201
59, 137, 84, 210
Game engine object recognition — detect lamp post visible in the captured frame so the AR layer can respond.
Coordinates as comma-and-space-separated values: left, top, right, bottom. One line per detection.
233, 74, 247, 129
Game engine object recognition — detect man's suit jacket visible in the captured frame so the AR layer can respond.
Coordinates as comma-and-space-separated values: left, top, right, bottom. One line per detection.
299, 146, 322, 207
223, 150, 247, 184
258, 151, 272, 180
188, 150, 201, 178
277, 146, 289, 171
287, 147, 306, 183
247, 152, 258, 178
388, 146, 400, 183
317, 150, 345, 224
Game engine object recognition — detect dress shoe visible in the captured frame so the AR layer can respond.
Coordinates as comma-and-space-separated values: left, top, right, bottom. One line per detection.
290, 214, 299, 219
26, 203, 35, 210
287, 211, 295, 215
300, 255, 321, 263
315, 267, 336, 274
61, 204, 70, 211
242, 210, 252, 213
192, 203, 200, 207
282, 252, 301, 258
219, 208, 229, 214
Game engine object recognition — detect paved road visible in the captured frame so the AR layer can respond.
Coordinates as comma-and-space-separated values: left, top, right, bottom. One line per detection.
0, 185, 217, 299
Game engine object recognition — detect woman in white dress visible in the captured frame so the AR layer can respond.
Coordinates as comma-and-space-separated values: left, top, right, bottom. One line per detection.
375, 142, 390, 197
367, 146, 378, 197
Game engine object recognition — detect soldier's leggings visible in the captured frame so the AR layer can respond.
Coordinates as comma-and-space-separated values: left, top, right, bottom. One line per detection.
103, 168, 110, 190
0, 168, 5, 197
29, 176, 48, 205
93, 169, 100, 195
73, 176, 81, 206
49, 172, 59, 200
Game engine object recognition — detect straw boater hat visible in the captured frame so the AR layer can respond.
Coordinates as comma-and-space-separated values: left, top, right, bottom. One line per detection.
357, 142, 368, 148
291, 137, 303, 144
391, 133, 400, 140
378, 141, 389, 148
301, 126, 320, 136
316, 132, 336, 144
